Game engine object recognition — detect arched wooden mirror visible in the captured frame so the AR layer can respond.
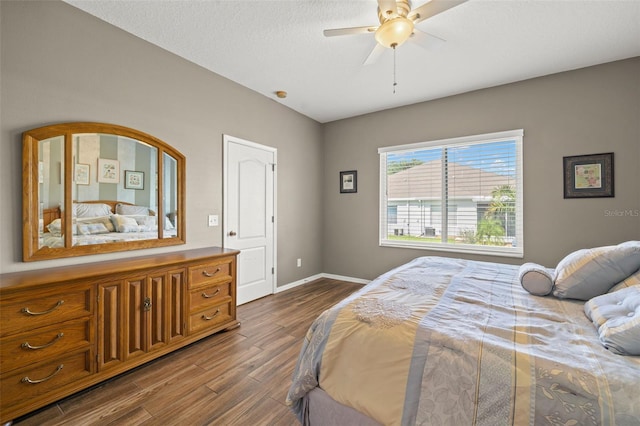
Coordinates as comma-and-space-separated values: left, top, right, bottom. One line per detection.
23, 122, 185, 261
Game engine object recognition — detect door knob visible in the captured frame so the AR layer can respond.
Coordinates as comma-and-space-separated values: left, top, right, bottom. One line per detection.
229, 231, 237, 236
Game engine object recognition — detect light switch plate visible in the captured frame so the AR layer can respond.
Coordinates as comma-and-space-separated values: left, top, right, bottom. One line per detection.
208, 215, 218, 227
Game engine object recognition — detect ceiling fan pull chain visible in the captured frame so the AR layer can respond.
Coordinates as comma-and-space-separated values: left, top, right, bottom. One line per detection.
393, 43, 398, 94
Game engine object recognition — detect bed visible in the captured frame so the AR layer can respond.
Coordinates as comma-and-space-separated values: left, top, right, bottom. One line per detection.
40, 200, 177, 247
286, 242, 640, 425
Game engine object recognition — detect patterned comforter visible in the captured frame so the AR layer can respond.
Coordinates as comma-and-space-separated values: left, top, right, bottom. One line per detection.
41, 229, 177, 247
286, 257, 640, 425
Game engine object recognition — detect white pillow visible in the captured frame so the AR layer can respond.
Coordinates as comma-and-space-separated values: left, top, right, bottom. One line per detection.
164, 217, 175, 230
75, 215, 115, 232
584, 286, 640, 355
73, 203, 112, 218
46, 219, 63, 236
124, 215, 159, 232
77, 223, 110, 235
46, 219, 80, 236
553, 241, 640, 300
111, 215, 140, 233
518, 263, 554, 296
116, 203, 150, 216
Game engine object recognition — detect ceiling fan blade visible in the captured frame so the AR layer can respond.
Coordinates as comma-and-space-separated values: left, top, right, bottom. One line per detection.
377, 0, 399, 17
410, 28, 446, 51
363, 43, 386, 66
410, 0, 468, 24
323, 26, 377, 37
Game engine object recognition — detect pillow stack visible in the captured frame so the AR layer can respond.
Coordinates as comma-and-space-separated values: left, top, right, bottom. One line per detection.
517, 241, 640, 355
518, 241, 640, 299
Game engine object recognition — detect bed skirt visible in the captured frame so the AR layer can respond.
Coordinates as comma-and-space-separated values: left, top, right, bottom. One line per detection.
305, 388, 381, 426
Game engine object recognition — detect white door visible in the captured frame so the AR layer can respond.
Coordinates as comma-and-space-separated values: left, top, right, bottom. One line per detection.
223, 135, 276, 305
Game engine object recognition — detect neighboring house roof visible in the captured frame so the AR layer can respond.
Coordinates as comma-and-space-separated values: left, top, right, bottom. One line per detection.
387, 159, 513, 200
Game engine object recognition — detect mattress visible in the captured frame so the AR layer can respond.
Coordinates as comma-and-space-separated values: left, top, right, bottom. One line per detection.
286, 256, 640, 425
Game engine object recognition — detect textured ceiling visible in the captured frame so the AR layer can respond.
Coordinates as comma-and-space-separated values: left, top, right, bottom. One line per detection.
63, 0, 640, 123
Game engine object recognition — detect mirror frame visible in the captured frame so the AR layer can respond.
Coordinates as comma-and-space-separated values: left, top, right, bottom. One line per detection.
23, 122, 186, 261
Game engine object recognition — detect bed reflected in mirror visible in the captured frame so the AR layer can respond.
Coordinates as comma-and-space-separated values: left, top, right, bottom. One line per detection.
23, 122, 185, 261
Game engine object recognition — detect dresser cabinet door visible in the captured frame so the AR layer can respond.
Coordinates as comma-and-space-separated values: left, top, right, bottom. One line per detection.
143, 269, 187, 353
97, 281, 125, 371
147, 274, 168, 352
98, 270, 187, 368
124, 276, 147, 361
167, 269, 186, 342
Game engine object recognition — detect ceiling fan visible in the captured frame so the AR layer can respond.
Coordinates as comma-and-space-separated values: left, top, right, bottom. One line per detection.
323, 0, 468, 65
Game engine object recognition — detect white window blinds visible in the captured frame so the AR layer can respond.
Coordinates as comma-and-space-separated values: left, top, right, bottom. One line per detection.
379, 130, 524, 257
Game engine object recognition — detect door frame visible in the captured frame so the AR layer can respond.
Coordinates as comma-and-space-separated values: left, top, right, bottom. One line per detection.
222, 134, 277, 301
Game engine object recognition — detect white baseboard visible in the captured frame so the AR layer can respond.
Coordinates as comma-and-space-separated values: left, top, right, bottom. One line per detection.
275, 273, 369, 293
320, 273, 370, 285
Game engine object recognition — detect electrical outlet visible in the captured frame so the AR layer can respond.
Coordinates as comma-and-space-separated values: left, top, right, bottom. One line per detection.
208, 215, 218, 227
297, 258, 302, 267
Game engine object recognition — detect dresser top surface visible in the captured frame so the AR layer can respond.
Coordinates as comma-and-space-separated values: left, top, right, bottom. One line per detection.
0, 247, 239, 292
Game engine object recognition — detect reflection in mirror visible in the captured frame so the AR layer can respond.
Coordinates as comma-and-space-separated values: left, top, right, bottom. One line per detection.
163, 153, 178, 238
64, 133, 160, 248
23, 122, 185, 262
38, 136, 65, 249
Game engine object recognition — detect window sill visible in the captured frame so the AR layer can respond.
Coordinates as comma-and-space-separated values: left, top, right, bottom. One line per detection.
379, 240, 524, 258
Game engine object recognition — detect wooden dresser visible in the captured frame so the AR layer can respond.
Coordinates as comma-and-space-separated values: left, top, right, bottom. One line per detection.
0, 247, 239, 423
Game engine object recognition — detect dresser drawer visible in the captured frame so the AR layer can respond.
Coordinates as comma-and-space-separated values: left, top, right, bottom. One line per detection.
188, 302, 232, 334
189, 258, 232, 288
0, 350, 92, 409
1, 287, 93, 337
189, 282, 231, 313
1, 319, 92, 373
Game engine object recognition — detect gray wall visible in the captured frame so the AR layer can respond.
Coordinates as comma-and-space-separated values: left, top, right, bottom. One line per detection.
323, 58, 640, 280
0, 0, 324, 285
2, 1, 638, 284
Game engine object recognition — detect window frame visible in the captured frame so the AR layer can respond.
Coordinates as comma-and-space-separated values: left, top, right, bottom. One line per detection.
379, 129, 524, 258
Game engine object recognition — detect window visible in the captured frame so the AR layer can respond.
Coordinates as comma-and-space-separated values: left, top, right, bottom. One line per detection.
379, 129, 523, 257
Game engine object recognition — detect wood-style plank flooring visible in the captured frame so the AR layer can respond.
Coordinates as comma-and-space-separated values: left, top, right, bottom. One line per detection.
13, 278, 363, 426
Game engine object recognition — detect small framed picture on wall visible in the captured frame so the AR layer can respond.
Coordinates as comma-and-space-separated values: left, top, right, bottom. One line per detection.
97, 158, 120, 184
563, 152, 614, 198
74, 163, 90, 185
340, 170, 357, 193
125, 170, 144, 190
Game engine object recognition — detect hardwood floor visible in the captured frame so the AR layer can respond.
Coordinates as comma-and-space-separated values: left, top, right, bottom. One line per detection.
12, 278, 363, 426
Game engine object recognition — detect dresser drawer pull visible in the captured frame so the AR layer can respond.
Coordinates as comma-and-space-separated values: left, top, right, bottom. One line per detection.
21, 300, 64, 316
201, 288, 221, 299
202, 309, 221, 321
202, 268, 221, 277
22, 332, 64, 350
21, 364, 64, 384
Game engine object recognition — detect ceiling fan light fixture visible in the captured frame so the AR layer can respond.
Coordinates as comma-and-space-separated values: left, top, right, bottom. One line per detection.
374, 16, 414, 48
